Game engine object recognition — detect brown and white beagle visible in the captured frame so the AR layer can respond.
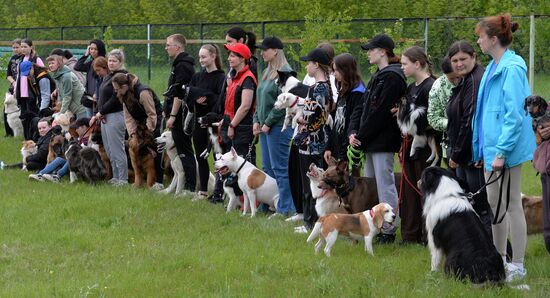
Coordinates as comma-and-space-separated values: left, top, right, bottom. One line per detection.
306, 203, 396, 256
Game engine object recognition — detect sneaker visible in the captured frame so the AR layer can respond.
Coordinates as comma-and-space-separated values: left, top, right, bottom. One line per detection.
285, 213, 304, 222
0, 161, 5, 170
505, 263, 527, 283
42, 174, 60, 183
29, 173, 44, 182
192, 192, 208, 202
268, 213, 285, 220
294, 225, 309, 234
112, 180, 128, 187
151, 182, 164, 191
375, 233, 396, 244
108, 178, 119, 184
207, 194, 224, 204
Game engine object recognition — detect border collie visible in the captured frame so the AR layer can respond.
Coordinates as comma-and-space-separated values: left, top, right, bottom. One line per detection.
420, 166, 504, 284
397, 96, 439, 166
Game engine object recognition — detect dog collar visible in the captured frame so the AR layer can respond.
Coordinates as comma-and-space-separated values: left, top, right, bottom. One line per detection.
289, 96, 300, 108
6, 108, 20, 115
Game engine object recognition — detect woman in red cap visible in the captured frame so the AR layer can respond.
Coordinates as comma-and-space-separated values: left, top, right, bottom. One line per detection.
222, 43, 257, 163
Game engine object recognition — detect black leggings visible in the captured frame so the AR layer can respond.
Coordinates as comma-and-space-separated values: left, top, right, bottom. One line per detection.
18, 96, 38, 140
172, 112, 197, 191
298, 153, 322, 230
193, 125, 210, 192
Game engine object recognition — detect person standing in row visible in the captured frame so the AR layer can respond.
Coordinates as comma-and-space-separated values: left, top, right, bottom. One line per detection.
445, 40, 492, 235
47, 55, 87, 119
95, 49, 128, 186
75, 39, 107, 117
253, 36, 296, 217
473, 13, 535, 282
349, 34, 406, 243
164, 34, 197, 193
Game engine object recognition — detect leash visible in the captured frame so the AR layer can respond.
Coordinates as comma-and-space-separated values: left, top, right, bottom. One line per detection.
347, 145, 365, 171
398, 136, 423, 202
244, 134, 258, 162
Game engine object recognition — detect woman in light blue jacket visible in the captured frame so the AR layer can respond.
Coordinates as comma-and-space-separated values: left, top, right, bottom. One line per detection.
473, 13, 536, 283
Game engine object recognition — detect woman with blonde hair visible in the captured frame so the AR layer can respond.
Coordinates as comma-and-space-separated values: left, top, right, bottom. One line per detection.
253, 36, 296, 217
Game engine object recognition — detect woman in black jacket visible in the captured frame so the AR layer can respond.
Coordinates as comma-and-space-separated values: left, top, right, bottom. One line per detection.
74, 39, 106, 116
446, 40, 491, 234
348, 34, 406, 243
325, 53, 365, 166
188, 44, 226, 201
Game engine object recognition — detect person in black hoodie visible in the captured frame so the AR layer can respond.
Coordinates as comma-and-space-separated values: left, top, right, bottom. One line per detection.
446, 40, 491, 234
94, 50, 129, 187
164, 34, 197, 192
186, 44, 226, 201
348, 34, 406, 243
325, 53, 365, 167
74, 39, 107, 117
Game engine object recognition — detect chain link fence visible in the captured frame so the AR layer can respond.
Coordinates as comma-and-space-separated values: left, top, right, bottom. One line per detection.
0, 16, 548, 98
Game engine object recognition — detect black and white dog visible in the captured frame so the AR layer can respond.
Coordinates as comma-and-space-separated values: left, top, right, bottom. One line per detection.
420, 166, 505, 284
397, 96, 439, 166
197, 112, 224, 159
66, 142, 108, 185
274, 70, 310, 131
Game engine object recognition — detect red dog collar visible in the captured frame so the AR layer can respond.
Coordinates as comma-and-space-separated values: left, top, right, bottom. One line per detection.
289, 96, 300, 108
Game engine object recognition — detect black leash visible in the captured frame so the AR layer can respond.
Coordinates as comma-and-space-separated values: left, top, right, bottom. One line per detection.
466, 169, 509, 225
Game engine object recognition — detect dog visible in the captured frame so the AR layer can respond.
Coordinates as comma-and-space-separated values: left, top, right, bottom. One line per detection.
522, 194, 543, 235
52, 112, 74, 140
4, 92, 23, 137
65, 142, 108, 184
215, 148, 279, 217
306, 203, 395, 257
321, 159, 401, 214
128, 124, 157, 188
397, 96, 439, 166
524, 95, 550, 144
21, 140, 37, 170
420, 166, 505, 283
306, 163, 348, 216
273, 70, 312, 131
155, 130, 215, 196
197, 112, 224, 159
47, 133, 66, 164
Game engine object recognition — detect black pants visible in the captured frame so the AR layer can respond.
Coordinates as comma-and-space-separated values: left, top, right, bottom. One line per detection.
172, 112, 197, 191
193, 124, 210, 192
542, 173, 550, 253
298, 153, 322, 230
4, 110, 13, 137
6, 161, 44, 171
289, 143, 303, 214
456, 165, 493, 238
18, 97, 38, 140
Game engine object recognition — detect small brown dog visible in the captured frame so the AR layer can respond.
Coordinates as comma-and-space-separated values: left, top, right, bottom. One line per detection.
522, 194, 543, 235
321, 159, 401, 213
47, 134, 66, 164
128, 124, 156, 188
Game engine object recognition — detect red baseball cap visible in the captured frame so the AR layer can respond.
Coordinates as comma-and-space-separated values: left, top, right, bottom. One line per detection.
224, 43, 251, 60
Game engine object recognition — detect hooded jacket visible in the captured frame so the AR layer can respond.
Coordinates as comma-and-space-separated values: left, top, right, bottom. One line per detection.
163, 52, 195, 116
50, 65, 86, 117
472, 49, 536, 171
349, 63, 406, 153
65, 56, 86, 86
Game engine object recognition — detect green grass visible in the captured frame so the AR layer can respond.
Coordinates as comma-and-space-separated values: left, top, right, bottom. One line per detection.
0, 109, 549, 296
0, 67, 549, 296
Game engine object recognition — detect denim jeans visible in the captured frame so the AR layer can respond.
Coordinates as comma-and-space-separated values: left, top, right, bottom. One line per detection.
260, 125, 295, 215
39, 157, 69, 177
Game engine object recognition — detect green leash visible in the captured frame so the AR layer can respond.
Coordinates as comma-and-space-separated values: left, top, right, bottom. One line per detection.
346, 145, 365, 171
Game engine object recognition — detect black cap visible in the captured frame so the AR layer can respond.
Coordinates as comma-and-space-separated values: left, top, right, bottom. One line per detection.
300, 48, 330, 66
257, 36, 284, 50
361, 34, 395, 51
70, 117, 90, 129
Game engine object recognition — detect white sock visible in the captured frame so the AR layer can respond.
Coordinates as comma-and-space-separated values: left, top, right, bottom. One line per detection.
512, 262, 524, 271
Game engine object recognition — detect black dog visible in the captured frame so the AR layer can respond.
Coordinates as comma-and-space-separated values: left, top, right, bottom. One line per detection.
66, 142, 107, 185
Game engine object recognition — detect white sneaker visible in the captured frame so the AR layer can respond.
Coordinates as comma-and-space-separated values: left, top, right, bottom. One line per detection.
108, 178, 119, 184
42, 174, 60, 183
0, 161, 5, 170
191, 192, 208, 202
29, 173, 44, 182
268, 213, 285, 220
505, 263, 527, 283
285, 213, 304, 222
151, 182, 164, 191
112, 180, 128, 187
294, 225, 309, 234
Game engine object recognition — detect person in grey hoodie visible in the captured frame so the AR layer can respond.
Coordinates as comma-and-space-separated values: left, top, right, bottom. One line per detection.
47, 54, 86, 119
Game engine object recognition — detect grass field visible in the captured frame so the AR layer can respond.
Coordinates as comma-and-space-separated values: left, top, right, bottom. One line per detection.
0, 106, 549, 295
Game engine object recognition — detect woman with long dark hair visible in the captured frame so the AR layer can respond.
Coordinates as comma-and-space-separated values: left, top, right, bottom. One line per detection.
75, 39, 107, 117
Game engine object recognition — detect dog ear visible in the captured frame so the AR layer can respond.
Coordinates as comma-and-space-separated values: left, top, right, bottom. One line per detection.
374, 205, 384, 229
336, 159, 348, 173
230, 147, 238, 159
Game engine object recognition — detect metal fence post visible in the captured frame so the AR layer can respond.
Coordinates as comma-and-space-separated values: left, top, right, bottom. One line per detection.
529, 15, 535, 93
147, 24, 152, 82
199, 23, 204, 44
424, 17, 428, 53
60, 27, 64, 41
